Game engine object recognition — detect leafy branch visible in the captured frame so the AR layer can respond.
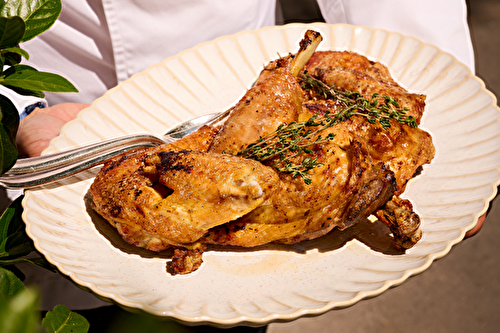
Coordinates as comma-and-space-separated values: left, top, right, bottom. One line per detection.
0, 1, 88, 332
238, 72, 418, 184
0, 267, 90, 333
0, 0, 78, 174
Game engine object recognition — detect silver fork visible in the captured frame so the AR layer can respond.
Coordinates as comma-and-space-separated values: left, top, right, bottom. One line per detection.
0, 109, 231, 189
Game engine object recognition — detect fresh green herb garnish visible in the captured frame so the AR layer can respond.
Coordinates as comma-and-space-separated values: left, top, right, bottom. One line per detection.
238, 112, 336, 184
299, 71, 418, 129
238, 72, 417, 184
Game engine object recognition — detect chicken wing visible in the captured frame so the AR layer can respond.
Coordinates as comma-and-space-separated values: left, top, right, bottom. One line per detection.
90, 126, 280, 251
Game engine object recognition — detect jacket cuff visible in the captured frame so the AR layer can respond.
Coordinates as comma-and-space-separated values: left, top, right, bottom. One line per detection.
0, 85, 48, 120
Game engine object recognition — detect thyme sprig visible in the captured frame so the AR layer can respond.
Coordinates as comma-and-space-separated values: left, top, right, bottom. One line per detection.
299, 72, 418, 129
237, 72, 418, 184
238, 112, 336, 184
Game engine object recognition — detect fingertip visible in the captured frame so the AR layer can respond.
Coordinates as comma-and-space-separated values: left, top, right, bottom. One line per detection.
465, 214, 486, 238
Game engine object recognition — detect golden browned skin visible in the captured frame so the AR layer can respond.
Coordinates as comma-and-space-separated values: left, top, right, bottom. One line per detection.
90, 31, 321, 273
304, 50, 398, 85
204, 51, 434, 248
376, 196, 422, 249
170, 245, 207, 275
90, 41, 435, 274
205, 139, 397, 247
209, 65, 304, 154
312, 66, 427, 124
209, 30, 322, 155
301, 100, 435, 195
90, 126, 281, 250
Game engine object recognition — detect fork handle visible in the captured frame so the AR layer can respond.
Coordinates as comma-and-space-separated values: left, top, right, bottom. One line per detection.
0, 145, 142, 189
0, 134, 175, 189
6, 134, 167, 175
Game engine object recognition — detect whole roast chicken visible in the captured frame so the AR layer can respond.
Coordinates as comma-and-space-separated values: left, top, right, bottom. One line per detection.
89, 31, 435, 274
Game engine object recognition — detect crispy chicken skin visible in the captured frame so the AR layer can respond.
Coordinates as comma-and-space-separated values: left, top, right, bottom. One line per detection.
210, 30, 322, 154
376, 196, 422, 249
301, 51, 434, 194
209, 65, 304, 154
304, 50, 398, 85
90, 126, 214, 250
90, 37, 434, 274
205, 141, 397, 247
90, 126, 280, 251
301, 100, 434, 195
203, 52, 432, 248
311, 66, 427, 124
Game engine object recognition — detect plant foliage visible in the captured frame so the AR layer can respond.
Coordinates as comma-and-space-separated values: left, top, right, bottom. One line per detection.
0, 1, 86, 332
0, 0, 77, 174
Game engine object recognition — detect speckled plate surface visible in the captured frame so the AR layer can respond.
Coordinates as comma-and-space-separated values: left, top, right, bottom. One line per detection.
22, 23, 500, 327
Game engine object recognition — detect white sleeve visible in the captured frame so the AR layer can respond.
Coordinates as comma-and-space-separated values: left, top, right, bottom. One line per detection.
315, 0, 475, 72
0, 85, 48, 119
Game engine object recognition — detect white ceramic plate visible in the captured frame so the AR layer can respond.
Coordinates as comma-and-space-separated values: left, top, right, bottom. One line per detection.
23, 23, 500, 327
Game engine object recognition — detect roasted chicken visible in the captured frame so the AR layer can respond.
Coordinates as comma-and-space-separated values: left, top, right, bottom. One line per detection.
89, 31, 435, 274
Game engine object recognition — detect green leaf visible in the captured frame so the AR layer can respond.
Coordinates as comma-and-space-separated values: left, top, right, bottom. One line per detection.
0, 125, 17, 173
0, 258, 38, 266
0, 266, 26, 300
42, 304, 89, 333
1, 231, 34, 258
0, 269, 40, 333
0, 201, 15, 244
2, 65, 46, 98
0, 95, 19, 143
2, 70, 78, 93
1, 46, 29, 60
0, 289, 40, 333
1, 49, 22, 67
0, 95, 19, 174
1, 0, 62, 42
0, 196, 31, 258
3, 85, 46, 99
2, 64, 38, 77
0, 196, 25, 237
0, 257, 56, 273
0, 16, 25, 48
0, 196, 46, 268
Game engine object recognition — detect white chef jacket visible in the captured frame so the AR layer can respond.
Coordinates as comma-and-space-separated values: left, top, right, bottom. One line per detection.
22, 0, 277, 105
8, 0, 474, 311
21, 0, 474, 106
318, 0, 474, 72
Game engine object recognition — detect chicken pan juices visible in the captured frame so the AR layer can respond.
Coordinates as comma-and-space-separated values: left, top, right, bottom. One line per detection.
89, 30, 435, 275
